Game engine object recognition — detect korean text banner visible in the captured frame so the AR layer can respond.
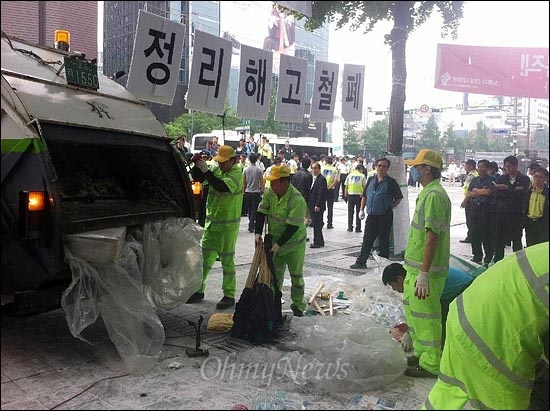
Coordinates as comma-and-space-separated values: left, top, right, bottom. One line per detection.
237, 45, 273, 120
434, 44, 549, 99
127, 10, 185, 105
186, 30, 232, 115
275, 54, 307, 122
310, 61, 339, 123
342, 64, 365, 122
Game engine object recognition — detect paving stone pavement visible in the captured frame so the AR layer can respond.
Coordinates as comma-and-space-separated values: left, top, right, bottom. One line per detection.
2, 184, 515, 410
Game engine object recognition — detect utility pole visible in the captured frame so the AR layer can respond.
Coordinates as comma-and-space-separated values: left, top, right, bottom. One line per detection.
512, 97, 518, 156
526, 98, 531, 158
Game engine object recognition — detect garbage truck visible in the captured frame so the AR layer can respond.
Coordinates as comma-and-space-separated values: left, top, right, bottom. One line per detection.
1, 32, 198, 315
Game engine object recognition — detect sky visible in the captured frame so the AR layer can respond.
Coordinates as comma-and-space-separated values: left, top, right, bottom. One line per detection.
98, 1, 549, 111
328, 1, 549, 111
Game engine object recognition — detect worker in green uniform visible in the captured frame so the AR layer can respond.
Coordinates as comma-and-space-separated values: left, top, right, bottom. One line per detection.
254, 165, 308, 316
423, 242, 549, 410
403, 149, 452, 378
187, 145, 243, 310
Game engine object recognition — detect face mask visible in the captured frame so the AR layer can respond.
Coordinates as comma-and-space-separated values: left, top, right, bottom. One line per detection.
410, 166, 421, 183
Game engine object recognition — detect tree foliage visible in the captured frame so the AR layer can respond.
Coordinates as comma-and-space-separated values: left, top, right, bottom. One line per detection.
286, 1, 464, 155
364, 118, 389, 159
343, 122, 361, 155
164, 82, 285, 138
417, 115, 441, 151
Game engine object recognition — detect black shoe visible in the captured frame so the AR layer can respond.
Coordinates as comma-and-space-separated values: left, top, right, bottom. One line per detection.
187, 292, 204, 304
347, 228, 353, 232
355, 229, 362, 233
216, 296, 235, 310
248, 228, 254, 233
470, 258, 482, 265
404, 365, 437, 378
327, 225, 334, 229
349, 262, 367, 269
290, 304, 303, 317
310, 243, 323, 249
459, 238, 471, 243
407, 356, 419, 367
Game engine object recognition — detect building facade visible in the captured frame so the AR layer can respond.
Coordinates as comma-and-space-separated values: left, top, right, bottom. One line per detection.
1, 1, 97, 59
103, 1, 329, 134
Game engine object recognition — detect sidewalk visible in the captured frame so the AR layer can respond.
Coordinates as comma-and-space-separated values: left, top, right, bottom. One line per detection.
1, 184, 505, 410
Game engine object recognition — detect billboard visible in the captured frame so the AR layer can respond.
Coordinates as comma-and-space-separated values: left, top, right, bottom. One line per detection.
220, 2, 295, 73
434, 44, 549, 99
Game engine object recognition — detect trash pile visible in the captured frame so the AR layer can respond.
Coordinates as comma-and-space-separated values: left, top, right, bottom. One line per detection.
62, 217, 203, 373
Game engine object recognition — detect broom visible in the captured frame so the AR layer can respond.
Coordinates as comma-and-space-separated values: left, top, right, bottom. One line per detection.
230, 244, 262, 338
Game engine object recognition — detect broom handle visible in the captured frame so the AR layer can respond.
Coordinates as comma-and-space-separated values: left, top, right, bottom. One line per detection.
246, 245, 262, 288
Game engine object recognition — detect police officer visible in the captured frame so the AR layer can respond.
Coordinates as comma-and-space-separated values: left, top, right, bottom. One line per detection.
187, 146, 244, 309
254, 165, 308, 317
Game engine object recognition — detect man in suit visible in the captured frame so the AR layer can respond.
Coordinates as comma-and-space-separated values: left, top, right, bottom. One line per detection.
308, 162, 327, 248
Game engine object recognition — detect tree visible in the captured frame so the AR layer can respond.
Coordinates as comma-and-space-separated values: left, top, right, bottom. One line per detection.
343, 122, 361, 155
364, 118, 389, 159
163, 102, 241, 138
288, 1, 464, 155
417, 115, 441, 151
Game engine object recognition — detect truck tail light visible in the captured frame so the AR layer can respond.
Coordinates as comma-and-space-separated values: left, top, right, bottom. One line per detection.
19, 191, 49, 240
191, 181, 202, 196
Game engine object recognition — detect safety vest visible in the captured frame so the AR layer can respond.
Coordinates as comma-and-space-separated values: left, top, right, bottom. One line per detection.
258, 184, 307, 255
205, 164, 243, 231
259, 142, 272, 159
404, 179, 451, 278
455, 242, 549, 395
346, 170, 366, 195
322, 164, 338, 187
365, 175, 394, 215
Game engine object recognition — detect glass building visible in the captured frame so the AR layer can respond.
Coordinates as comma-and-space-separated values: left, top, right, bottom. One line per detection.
103, 1, 329, 138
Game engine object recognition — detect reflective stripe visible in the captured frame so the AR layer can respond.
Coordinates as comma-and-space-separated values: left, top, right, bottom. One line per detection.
439, 372, 468, 393
203, 247, 235, 257
417, 338, 440, 347
206, 217, 241, 225
456, 294, 533, 389
269, 214, 287, 224
210, 190, 242, 198
281, 234, 307, 251
411, 310, 441, 320
404, 258, 448, 274
516, 249, 549, 310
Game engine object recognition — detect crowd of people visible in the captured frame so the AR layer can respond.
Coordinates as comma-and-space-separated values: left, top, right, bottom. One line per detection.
176, 132, 548, 408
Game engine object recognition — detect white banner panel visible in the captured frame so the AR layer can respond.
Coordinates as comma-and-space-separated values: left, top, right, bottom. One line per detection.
310, 61, 339, 123
275, 54, 307, 123
341, 64, 365, 122
127, 10, 185, 105
186, 30, 232, 115
236, 45, 273, 120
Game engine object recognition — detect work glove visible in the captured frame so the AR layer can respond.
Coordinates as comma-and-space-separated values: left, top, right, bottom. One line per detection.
401, 332, 413, 352
255, 234, 263, 247
270, 243, 280, 255
415, 271, 430, 299
195, 159, 209, 173
359, 210, 366, 220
